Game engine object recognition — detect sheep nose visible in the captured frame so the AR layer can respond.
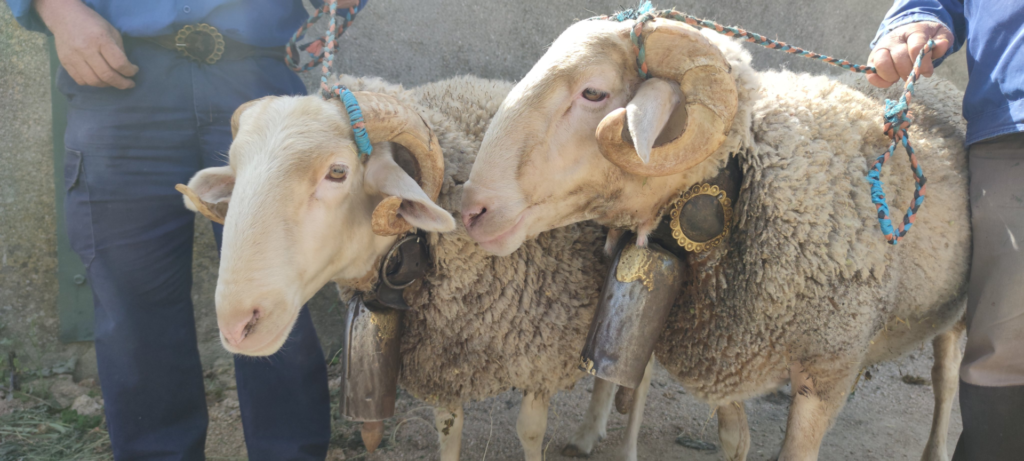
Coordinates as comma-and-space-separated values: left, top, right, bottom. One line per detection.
221, 309, 260, 347
462, 204, 487, 230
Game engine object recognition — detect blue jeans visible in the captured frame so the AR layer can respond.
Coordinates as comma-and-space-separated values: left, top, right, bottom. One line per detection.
60, 40, 330, 461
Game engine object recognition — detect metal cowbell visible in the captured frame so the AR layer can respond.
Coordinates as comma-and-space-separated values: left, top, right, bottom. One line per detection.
579, 234, 683, 388
341, 295, 403, 422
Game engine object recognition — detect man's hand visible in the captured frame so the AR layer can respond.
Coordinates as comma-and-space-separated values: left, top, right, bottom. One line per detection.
35, 0, 138, 89
867, 21, 953, 89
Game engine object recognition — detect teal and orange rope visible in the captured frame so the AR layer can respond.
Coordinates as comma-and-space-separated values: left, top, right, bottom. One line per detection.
867, 41, 933, 245
600, 2, 930, 245
286, 0, 372, 158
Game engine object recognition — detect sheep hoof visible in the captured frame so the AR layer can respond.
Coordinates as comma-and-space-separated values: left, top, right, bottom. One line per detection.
561, 444, 591, 458
361, 421, 384, 454
615, 386, 634, 415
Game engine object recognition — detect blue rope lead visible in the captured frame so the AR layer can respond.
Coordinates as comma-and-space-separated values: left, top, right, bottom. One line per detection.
287, 0, 373, 159
866, 41, 932, 245
338, 87, 373, 157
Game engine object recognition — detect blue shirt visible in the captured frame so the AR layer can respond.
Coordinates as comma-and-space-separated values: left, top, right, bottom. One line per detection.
872, 0, 1024, 145
7, 0, 367, 48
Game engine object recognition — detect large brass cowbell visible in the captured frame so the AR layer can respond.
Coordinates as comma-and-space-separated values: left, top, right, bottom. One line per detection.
341, 296, 403, 422
579, 234, 684, 388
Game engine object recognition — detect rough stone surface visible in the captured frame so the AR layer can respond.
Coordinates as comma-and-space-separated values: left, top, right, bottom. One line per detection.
1, 1, 967, 378
70, 394, 104, 417
48, 374, 89, 408
0, 7, 93, 378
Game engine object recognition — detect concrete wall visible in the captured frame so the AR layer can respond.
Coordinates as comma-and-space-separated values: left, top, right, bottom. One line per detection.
0, 0, 967, 379
0, 8, 94, 375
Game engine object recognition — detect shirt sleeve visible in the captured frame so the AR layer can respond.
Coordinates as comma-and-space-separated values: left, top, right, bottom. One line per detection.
870, 0, 967, 66
4, 0, 51, 33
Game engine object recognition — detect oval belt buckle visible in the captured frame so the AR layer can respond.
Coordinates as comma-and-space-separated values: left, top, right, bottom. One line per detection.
668, 183, 734, 252
175, 23, 226, 65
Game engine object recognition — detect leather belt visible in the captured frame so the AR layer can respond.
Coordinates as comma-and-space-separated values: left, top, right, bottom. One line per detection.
128, 23, 286, 65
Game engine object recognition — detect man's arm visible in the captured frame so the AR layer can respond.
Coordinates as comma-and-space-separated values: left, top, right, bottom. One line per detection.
30, 0, 138, 89
5, 0, 47, 32
867, 0, 966, 88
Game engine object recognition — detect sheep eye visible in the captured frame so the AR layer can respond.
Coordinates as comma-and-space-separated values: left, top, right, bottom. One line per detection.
582, 88, 609, 102
327, 164, 348, 182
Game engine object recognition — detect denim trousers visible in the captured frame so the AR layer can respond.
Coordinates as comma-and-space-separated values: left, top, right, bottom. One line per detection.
60, 40, 330, 460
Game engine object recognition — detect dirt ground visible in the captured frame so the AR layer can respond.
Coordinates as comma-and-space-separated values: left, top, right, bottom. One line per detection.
3, 339, 957, 461
200, 341, 959, 461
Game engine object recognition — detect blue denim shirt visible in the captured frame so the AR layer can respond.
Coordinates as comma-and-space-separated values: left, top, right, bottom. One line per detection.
6, 0, 367, 48
872, 0, 1024, 145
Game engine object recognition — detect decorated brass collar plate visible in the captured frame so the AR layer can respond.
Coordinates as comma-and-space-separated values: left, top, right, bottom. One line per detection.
175, 23, 226, 64
649, 154, 743, 258
669, 183, 733, 253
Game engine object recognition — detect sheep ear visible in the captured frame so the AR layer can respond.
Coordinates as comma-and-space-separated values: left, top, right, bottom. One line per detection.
623, 78, 683, 165
177, 165, 235, 224
363, 144, 455, 235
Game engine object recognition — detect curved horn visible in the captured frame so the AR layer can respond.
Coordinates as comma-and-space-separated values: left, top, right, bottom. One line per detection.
347, 92, 445, 236
597, 19, 738, 177
231, 96, 272, 139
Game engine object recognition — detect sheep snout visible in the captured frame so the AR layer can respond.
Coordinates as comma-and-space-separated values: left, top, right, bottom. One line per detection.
219, 309, 260, 347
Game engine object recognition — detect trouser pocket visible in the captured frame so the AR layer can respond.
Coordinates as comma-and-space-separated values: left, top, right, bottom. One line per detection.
64, 148, 96, 268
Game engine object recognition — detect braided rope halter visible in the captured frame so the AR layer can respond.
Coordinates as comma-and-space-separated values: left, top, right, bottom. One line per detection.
598, 2, 931, 245
286, 0, 372, 158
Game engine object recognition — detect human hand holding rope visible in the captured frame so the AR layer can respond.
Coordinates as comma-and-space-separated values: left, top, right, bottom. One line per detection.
868, 21, 953, 88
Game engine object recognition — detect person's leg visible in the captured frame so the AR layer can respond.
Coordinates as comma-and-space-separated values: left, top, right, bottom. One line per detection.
232, 311, 331, 460
60, 43, 209, 460
951, 132, 1024, 460
197, 57, 331, 460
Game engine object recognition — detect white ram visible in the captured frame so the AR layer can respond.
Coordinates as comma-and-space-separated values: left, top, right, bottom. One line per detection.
178, 75, 615, 461
463, 17, 969, 461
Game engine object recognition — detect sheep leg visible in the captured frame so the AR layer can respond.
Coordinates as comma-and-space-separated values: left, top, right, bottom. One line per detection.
562, 378, 617, 457
517, 391, 551, 461
621, 356, 655, 461
922, 325, 965, 461
434, 405, 464, 461
777, 361, 858, 461
717, 401, 751, 461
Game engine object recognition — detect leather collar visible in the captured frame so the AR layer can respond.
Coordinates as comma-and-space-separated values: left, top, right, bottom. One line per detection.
361, 233, 431, 312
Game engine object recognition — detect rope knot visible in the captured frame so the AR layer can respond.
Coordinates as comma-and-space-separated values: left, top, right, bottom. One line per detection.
883, 97, 909, 123
612, 1, 655, 22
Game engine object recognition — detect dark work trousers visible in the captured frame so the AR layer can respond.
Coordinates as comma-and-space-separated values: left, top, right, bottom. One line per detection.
60, 40, 330, 461
952, 132, 1024, 460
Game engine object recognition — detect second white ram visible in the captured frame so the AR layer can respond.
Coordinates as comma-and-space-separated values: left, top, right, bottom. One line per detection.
464, 16, 969, 461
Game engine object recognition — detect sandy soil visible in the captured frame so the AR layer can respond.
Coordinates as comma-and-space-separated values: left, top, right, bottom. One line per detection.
203, 341, 961, 461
